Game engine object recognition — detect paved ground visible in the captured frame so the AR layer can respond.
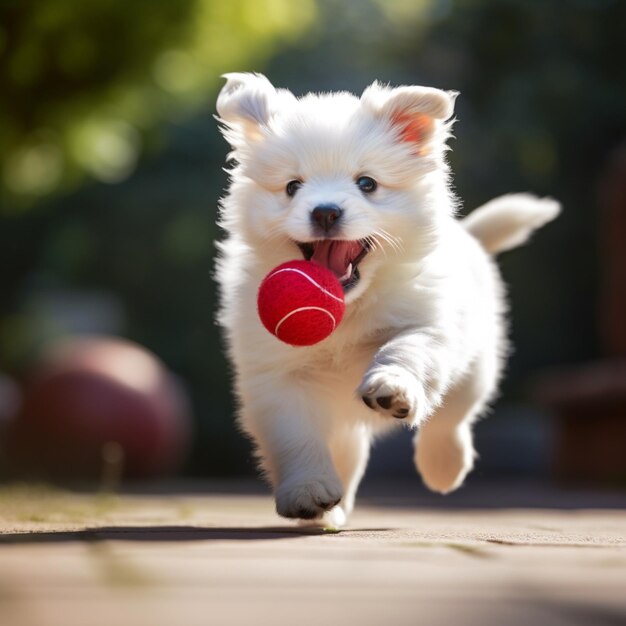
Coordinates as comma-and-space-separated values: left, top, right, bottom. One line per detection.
0, 480, 625, 626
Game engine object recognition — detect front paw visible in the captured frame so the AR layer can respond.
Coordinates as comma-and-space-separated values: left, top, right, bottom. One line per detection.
358, 365, 419, 421
275, 474, 343, 520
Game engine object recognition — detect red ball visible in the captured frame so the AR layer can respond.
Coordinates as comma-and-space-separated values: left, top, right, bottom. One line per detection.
6, 337, 191, 480
257, 260, 346, 346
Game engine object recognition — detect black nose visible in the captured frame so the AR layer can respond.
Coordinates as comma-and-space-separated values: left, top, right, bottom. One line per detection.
311, 204, 343, 233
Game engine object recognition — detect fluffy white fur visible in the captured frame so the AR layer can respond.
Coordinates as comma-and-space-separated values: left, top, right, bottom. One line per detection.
214, 73, 560, 526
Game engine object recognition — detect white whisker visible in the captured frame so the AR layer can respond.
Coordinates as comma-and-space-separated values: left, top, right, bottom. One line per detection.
377, 228, 404, 255
366, 234, 387, 258
371, 231, 395, 256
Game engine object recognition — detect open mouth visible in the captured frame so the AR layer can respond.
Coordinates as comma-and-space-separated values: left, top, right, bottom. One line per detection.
296, 239, 370, 292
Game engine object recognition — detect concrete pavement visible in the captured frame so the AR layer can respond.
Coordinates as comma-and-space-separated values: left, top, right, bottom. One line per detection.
0, 481, 625, 626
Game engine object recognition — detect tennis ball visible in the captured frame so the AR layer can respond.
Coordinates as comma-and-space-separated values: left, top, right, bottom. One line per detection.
257, 260, 346, 346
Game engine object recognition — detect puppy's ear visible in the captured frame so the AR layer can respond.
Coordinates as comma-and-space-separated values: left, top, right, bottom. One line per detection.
216, 73, 281, 144
362, 82, 458, 155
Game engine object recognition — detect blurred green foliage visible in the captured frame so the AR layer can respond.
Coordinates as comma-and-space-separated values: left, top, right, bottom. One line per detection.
0, 0, 315, 206
1, 0, 624, 475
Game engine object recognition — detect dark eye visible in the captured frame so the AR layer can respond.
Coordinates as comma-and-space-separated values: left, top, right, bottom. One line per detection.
286, 180, 302, 197
356, 176, 377, 193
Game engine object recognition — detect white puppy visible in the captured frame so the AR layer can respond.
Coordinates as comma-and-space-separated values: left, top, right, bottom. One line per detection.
214, 73, 559, 526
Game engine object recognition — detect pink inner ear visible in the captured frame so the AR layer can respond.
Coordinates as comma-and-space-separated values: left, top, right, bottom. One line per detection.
392, 112, 432, 154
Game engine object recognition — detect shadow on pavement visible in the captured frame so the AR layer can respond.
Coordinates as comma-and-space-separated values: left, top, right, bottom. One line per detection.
0, 525, 392, 544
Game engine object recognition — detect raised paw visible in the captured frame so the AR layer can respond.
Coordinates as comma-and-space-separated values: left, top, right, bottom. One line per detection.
358, 366, 418, 421
275, 474, 343, 520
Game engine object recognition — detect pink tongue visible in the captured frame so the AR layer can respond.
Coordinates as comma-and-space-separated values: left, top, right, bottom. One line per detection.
311, 241, 362, 279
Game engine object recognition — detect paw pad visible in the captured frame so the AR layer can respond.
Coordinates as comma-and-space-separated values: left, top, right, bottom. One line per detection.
358, 367, 417, 421
375, 395, 393, 409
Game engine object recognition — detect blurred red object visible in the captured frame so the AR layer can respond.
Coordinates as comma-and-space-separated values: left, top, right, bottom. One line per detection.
6, 337, 191, 481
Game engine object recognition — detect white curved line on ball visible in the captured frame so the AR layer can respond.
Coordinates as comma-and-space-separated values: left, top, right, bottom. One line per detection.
274, 306, 336, 337
266, 268, 344, 303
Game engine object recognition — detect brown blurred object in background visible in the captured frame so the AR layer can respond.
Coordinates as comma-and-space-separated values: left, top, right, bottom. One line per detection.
599, 144, 626, 356
538, 143, 626, 483
4, 337, 192, 482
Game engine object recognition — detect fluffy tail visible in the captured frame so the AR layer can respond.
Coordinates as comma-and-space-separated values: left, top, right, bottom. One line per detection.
462, 193, 560, 255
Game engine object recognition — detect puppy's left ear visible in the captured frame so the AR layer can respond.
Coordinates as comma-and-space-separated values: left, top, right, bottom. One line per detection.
216, 73, 283, 144
362, 82, 458, 155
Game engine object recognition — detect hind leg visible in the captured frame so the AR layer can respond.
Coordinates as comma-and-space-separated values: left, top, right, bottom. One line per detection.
414, 353, 499, 493
325, 424, 371, 526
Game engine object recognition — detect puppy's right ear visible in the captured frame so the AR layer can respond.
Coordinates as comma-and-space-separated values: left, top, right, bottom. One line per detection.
361, 82, 457, 156
216, 73, 279, 145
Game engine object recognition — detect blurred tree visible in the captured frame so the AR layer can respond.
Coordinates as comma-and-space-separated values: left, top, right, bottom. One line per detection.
0, 0, 316, 209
